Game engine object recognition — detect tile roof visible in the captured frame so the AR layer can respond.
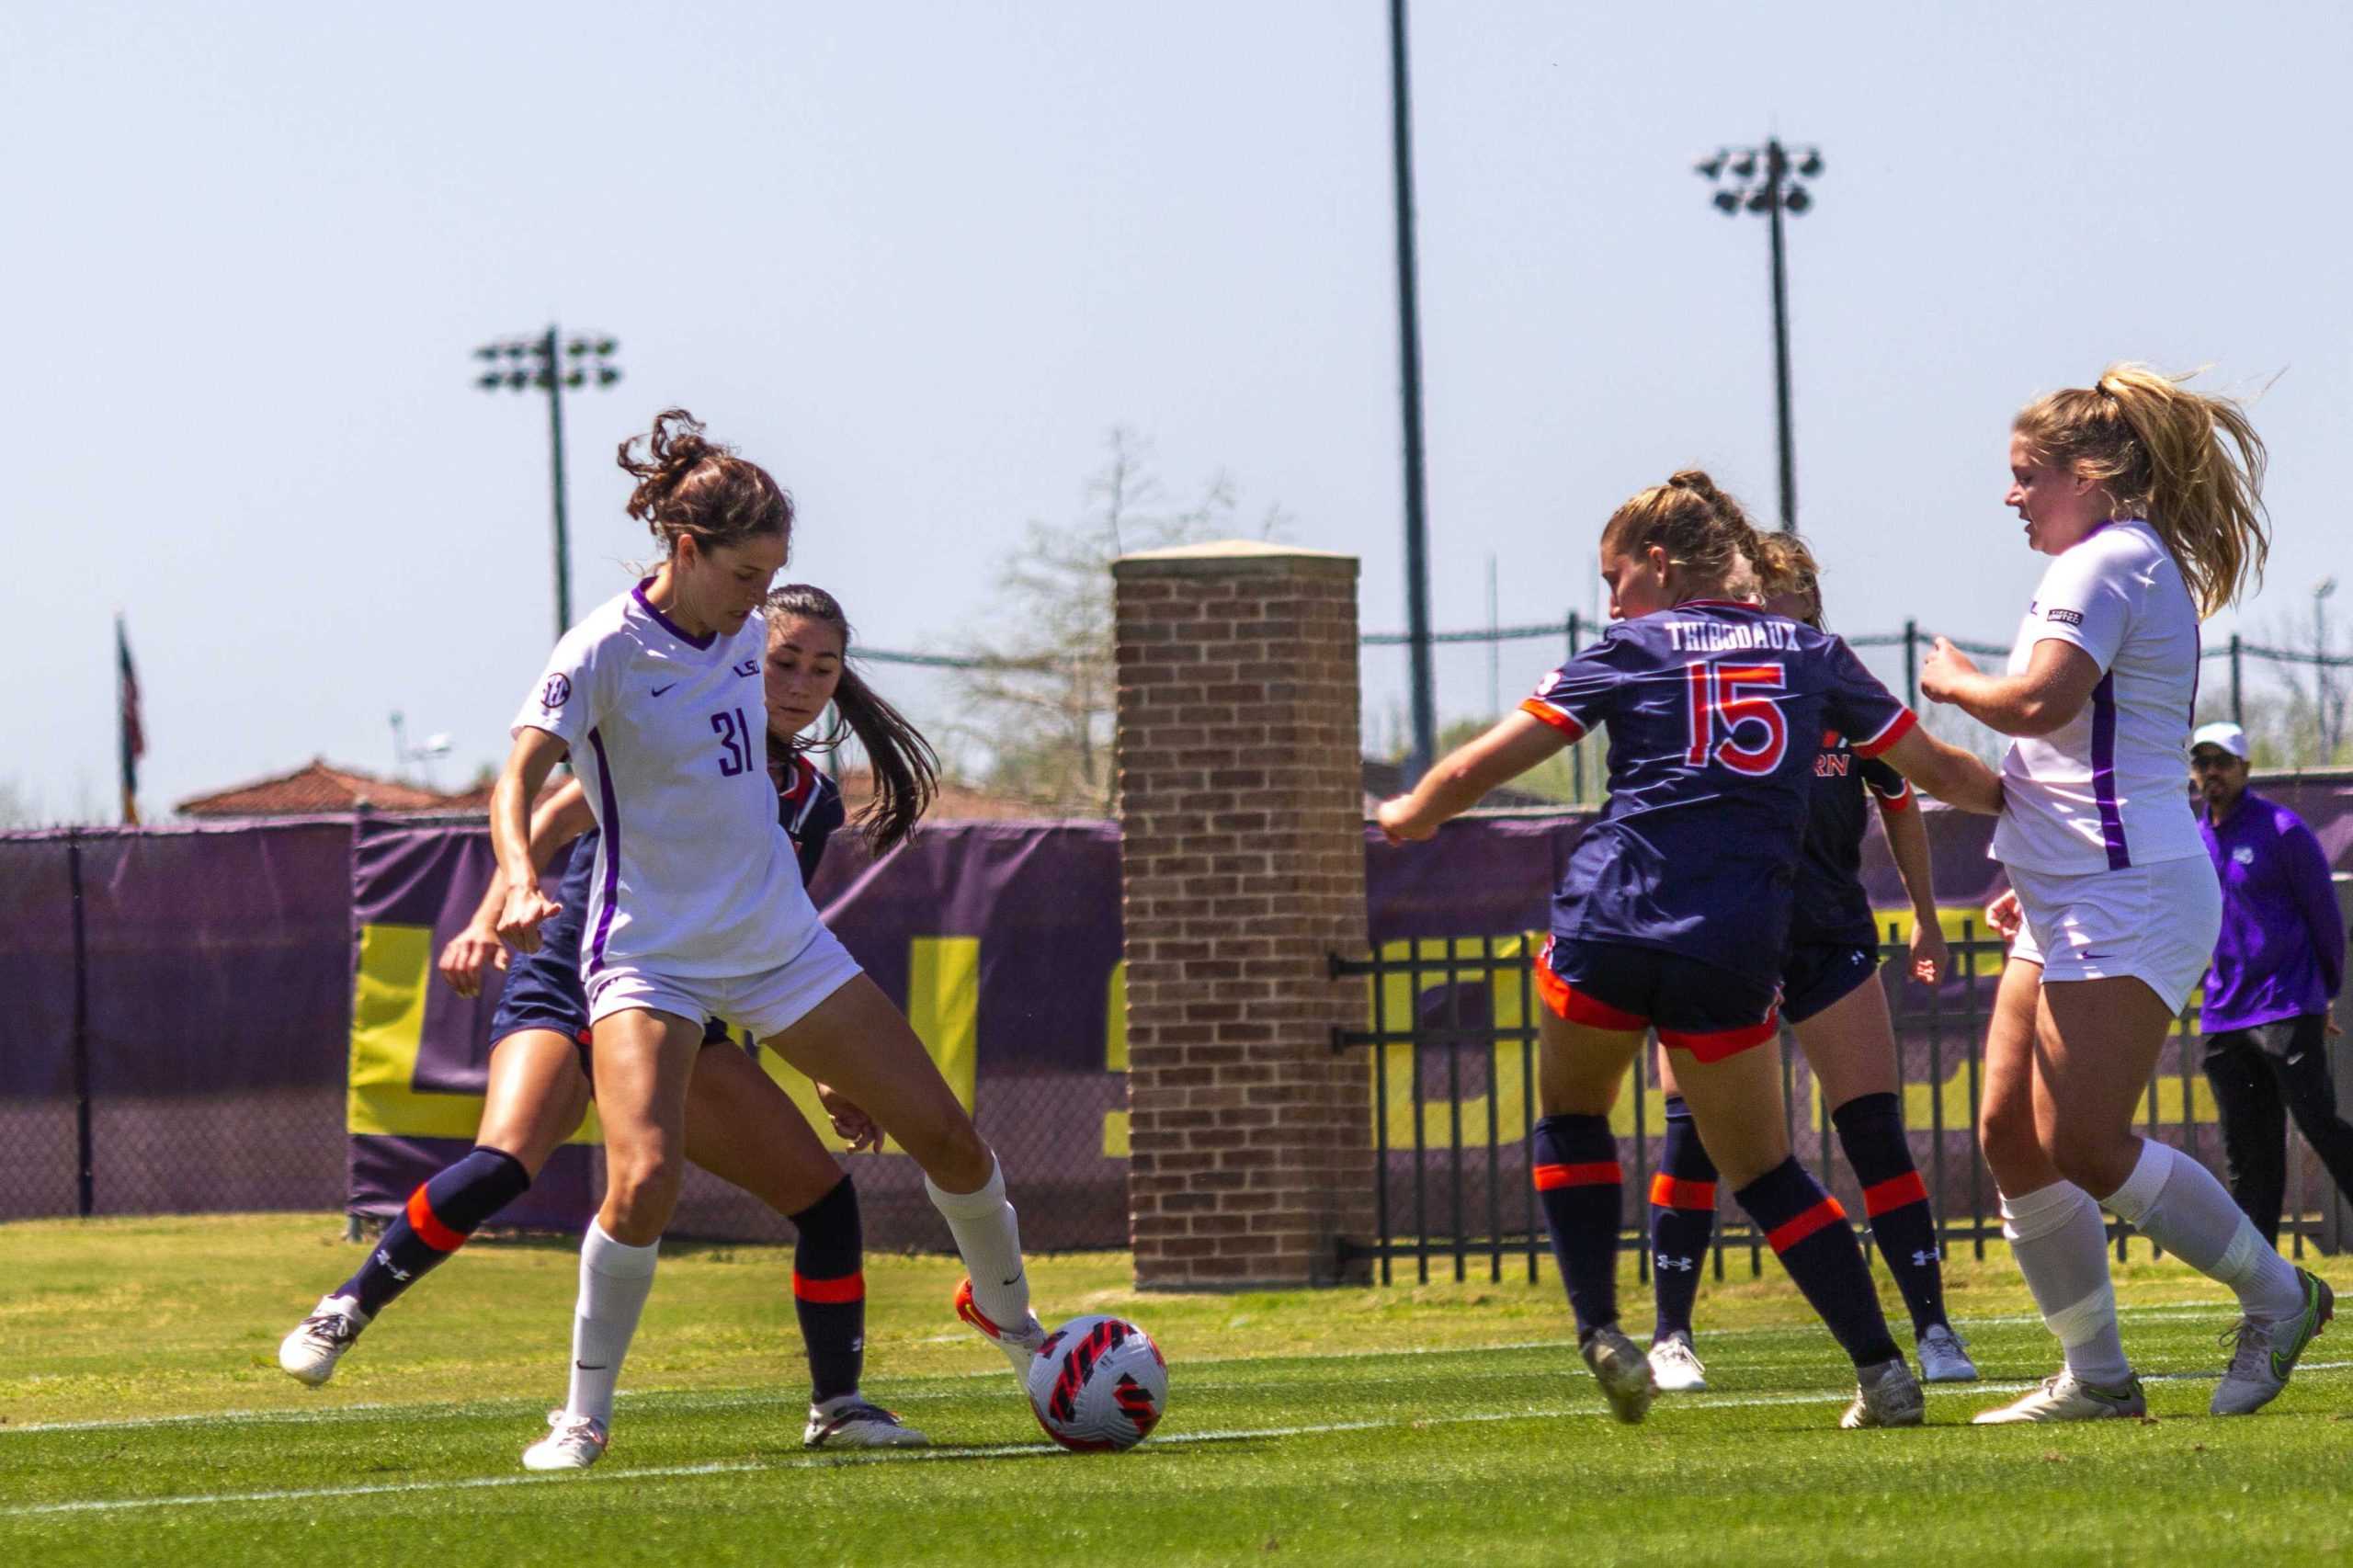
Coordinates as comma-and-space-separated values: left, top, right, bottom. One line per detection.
175, 758, 461, 817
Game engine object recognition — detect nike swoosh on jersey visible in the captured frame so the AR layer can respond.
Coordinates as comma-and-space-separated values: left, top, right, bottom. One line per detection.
651, 683, 677, 697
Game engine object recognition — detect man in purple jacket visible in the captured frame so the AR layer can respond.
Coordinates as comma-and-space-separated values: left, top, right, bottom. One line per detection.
2191, 721, 2353, 1242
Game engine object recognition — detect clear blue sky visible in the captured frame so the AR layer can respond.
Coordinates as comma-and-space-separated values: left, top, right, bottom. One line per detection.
6, 1, 2347, 817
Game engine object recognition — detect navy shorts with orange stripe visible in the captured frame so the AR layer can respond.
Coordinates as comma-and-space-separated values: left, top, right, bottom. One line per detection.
1536, 935, 1780, 1062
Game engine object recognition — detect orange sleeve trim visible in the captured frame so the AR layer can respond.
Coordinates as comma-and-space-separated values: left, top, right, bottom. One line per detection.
1861, 1171, 1929, 1217
792, 1269, 867, 1304
405, 1185, 466, 1254
1765, 1197, 1847, 1253
1517, 698, 1586, 742
1850, 707, 1918, 758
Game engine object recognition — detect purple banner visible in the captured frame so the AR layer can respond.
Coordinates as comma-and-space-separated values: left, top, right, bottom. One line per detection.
10, 778, 2353, 1242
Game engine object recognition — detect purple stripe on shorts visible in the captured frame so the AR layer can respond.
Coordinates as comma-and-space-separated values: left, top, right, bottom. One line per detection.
631, 576, 716, 651
585, 726, 622, 974
2090, 671, 2129, 869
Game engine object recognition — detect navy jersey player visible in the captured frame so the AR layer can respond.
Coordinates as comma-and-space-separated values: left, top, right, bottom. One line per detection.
278, 585, 932, 1451
1644, 534, 1978, 1396
1379, 471, 2003, 1427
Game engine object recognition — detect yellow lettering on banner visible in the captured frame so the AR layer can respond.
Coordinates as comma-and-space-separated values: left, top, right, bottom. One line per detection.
1102, 961, 1130, 1157
746, 936, 982, 1153
346, 922, 600, 1143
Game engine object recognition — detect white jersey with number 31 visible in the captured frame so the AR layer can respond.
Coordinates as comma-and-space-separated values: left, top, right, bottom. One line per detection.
1990, 519, 2206, 875
512, 581, 819, 983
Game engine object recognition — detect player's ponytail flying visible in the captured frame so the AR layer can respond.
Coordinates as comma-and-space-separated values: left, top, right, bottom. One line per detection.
618, 408, 796, 557
2011, 365, 2268, 618
765, 584, 939, 854
1751, 531, 1825, 630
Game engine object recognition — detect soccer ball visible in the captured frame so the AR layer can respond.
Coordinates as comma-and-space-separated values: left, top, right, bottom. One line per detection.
1024, 1313, 1168, 1451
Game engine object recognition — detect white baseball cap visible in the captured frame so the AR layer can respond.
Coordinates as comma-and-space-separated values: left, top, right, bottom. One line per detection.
2189, 721, 2250, 759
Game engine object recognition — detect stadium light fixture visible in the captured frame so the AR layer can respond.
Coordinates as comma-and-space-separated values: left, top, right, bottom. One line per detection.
473, 325, 623, 642
1691, 136, 1824, 532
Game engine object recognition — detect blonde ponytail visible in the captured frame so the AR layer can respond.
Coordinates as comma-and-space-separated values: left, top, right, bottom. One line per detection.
2013, 364, 2268, 617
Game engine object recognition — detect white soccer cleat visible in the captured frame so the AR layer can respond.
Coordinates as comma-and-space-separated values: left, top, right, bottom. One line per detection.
1972, 1370, 2145, 1424
278, 1295, 368, 1387
1841, 1356, 1926, 1428
1915, 1324, 1980, 1383
2211, 1268, 2334, 1416
954, 1277, 1047, 1377
1581, 1325, 1657, 1425
804, 1399, 929, 1449
1647, 1331, 1709, 1392
521, 1409, 609, 1471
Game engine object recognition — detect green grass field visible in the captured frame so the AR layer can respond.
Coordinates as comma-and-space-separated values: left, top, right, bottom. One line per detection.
2, 1215, 2345, 1566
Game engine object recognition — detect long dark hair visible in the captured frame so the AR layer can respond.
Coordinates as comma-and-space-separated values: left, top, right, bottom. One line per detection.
766, 584, 938, 853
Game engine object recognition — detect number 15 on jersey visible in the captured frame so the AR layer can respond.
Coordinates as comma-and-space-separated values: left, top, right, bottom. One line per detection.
1685, 662, 1788, 776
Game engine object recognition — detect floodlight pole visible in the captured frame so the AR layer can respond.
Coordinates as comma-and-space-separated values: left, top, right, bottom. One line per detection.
1697, 138, 1821, 533
1387, 0, 1438, 779
475, 325, 621, 643
1764, 141, 1797, 534
541, 326, 574, 639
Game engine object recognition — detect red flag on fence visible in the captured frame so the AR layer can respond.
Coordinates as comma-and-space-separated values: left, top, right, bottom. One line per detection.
117, 614, 144, 825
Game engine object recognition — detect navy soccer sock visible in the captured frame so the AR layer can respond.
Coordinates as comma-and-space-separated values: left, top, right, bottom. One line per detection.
1832, 1092, 1946, 1336
337, 1147, 530, 1318
1530, 1114, 1623, 1342
1735, 1155, 1900, 1368
1647, 1096, 1718, 1339
790, 1176, 866, 1405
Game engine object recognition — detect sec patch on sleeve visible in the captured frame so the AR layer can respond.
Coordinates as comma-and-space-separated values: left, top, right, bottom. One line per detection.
540, 674, 572, 710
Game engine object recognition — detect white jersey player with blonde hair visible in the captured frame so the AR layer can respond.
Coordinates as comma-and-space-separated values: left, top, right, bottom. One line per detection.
1922, 365, 2331, 1423
491, 408, 1045, 1472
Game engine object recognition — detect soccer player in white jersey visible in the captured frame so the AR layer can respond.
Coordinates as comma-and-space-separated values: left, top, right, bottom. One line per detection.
491, 410, 1044, 1471
1922, 366, 2331, 1422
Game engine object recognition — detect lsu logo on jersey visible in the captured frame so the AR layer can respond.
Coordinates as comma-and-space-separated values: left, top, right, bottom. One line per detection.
540, 674, 572, 710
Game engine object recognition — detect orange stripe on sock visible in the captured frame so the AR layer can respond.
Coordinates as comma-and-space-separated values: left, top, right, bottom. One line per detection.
1765, 1197, 1847, 1253
1533, 1161, 1620, 1191
1861, 1170, 1929, 1217
793, 1269, 866, 1304
1649, 1174, 1717, 1210
404, 1185, 465, 1253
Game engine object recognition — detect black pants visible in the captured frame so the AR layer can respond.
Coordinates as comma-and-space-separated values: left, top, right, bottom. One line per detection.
2201, 1016, 2353, 1244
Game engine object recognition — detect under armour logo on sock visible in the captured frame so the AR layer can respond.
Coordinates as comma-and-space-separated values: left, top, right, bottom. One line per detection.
377, 1250, 412, 1282
1911, 1249, 1940, 1267
1654, 1255, 1697, 1272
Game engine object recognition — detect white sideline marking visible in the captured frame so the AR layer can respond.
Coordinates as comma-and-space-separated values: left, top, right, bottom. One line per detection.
7, 1364, 2347, 1521
0, 1300, 2256, 1438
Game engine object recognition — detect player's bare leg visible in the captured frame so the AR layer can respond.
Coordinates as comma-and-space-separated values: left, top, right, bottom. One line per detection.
524, 1007, 700, 1471
765, 975, 1042, 1374
683, 1045, 925, 1447
282, 1030, 585, 1386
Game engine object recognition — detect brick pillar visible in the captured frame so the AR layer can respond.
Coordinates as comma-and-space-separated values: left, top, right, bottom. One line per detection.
1112, 540, 1373, 1289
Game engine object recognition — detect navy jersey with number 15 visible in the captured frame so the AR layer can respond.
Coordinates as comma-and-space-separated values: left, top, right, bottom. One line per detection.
1519, 600, 1915, 985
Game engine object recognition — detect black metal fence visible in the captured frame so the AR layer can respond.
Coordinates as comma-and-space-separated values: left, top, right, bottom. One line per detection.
1332, 926, 2350, 1286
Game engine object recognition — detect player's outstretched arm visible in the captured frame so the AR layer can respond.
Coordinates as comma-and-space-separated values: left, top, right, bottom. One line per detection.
491, 727, 570, 954
1878, 794, 1948, 983
1377, 710, 1567, 843
1919, 636, 2101, 737
1877, 726, 2004, 816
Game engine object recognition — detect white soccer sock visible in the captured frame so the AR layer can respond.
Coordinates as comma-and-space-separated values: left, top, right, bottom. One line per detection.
2001, 1181, 2131, 1386
926, 1157, 1032, 1330
2097, 1138, 2302, 1320
565, 1221, 660, 1426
